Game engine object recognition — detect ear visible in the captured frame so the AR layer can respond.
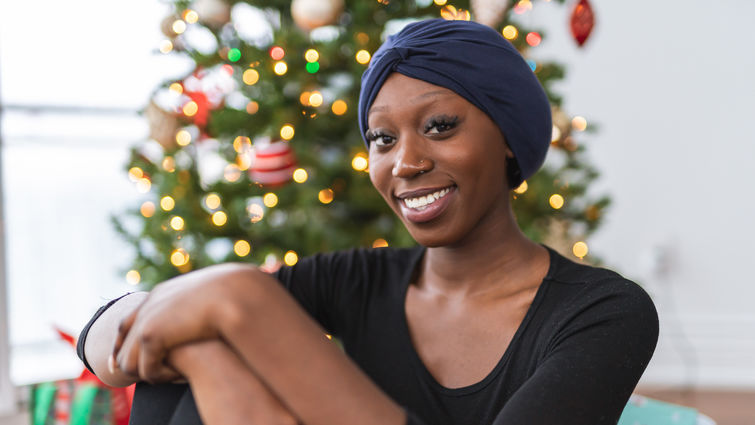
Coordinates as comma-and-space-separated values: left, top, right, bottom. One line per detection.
503, 142, 515, 159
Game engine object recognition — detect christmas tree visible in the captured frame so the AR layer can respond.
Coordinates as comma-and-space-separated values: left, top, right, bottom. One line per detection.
115, 0, 607, 288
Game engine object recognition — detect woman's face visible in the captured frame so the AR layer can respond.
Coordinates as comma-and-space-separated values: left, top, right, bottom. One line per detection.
367, 73, 514, 247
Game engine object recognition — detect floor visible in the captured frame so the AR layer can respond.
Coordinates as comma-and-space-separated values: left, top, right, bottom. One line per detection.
637, 387, 755, 425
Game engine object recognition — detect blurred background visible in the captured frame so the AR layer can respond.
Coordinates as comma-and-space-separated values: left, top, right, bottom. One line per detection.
1, 0, 754, 424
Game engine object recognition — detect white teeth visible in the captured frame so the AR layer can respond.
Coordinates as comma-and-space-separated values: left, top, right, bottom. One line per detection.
403, 187, 451, 210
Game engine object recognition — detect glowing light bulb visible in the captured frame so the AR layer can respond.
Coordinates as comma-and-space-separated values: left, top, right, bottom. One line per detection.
172, 20, 186, 34
126, 270, 141, 285
502, 25, 518, 40
355, 50, 371, 65
573, 241, 588, 259
169, 83, 183, 93
170, 216, 185, 230
513, 181, 528, 194
331, 100, 347, 116
551, 125, 562, 143
526, 32, 542, 47
227, 48, 241, 62
205, 193, 221, 210
440, 5, 470, 20
372, 238, 389, 248
243, 69, 259, 85
273, 61, 288, 75
170, 248, 189, 266
351, 154, 368, 171
246, 101, 259, 114
233, 136, 252, 153
183, 9, 199, 24
128, 167, 144, 182
572, 116, 588, 131
212, 211, 228, 226
175, 129, 192, 146
293, 168, 308, 183
234, 240, 251, 257
248, 204, 264, 223
305, 49, 319, 62
136, 178, 151, 193
434, 0, 447, 5
182, 101, 198, 117
549, 194, 565, 209
269, 46, 285, 61
140, 201, 156, 218
284, 250, 298, 266
280, 124, 295, 140
318, 188, 334, 204
224, 164, 242, 182
162, 156, 176, 172
308, 92, 323, 107
263, 192, 279, 208
159, 40, 173, 54
161, 196, 176, 211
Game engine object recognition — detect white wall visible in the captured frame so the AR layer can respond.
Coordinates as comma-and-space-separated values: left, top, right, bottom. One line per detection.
532, 1, 755, 388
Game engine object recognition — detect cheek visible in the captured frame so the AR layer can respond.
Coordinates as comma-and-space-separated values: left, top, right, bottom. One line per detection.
368, 154, 392, 200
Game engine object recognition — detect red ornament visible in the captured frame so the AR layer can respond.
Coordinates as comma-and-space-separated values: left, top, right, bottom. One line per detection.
249, 141, 298, 186
183, 90, 211, 128
570, 0, 595, 47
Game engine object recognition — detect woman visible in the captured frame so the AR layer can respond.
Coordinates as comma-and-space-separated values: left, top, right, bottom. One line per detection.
78, 19, 658, 425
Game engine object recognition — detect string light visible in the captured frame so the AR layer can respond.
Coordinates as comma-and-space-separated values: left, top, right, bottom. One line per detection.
234, 240, 251, 257
248, 204, 264, 223
204, 193, 222, 210
224, 164, 242, 182
243, 69, 259, 85
170, 215, 185, 230
183, 9, 199, 24
159, 40, 173, 54
514, 0, 533, 14
170, 248, 190, 267
572, 116, 588, 131
182, 101, 199, 117
355, 50, 371, 65
128, 167, 144, 182
572, 241, 588, 259
162, 156, 176, 172
169, 83, 183, 94
136, 178, 151, 193
306, 62, 320, 73
227, 48, 241, 62
125, 270, 141, 285
299, 91, 311, 106
433, 0, 447, 5
372, 238, 389, 248
284, 250, 299, 266
355, 32, 369, 44
318, 188, 334, 204
440, 5, 470, 20
308, 92, 323, 107
526, 32, 542, 47
274, 61, 288, 75
280, 124, 295, 140
331, 100, 347, 115
212, 211, 228, 226
175, 129, 192, 146
269, 46, 285, 60
352, 154, 368, 171
293, 168, 308, 183
246, 101, 259, 114
140, 201, 156, 218
161, 196, 176, 211
305, 49, 319, 62
551, 125, 562, 143
513, 180, 528, 194
549, 194, 564, 209
263, 192, 279, 207
172, 20, 187, 34
233, 136, 252, 153
502, 25, 518, 40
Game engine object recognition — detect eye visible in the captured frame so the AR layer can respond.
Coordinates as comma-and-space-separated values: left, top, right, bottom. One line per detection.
365, 129, 396, 147
424, 115, 459, 135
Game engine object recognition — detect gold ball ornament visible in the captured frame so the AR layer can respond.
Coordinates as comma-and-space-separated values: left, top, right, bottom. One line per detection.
471, 0, 510, 28
291, 0, 344, 31
145, 101, 180, 149
191, 0, 232, 28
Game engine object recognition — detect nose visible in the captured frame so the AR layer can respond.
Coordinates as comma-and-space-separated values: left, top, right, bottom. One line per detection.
391, 137, 433, 178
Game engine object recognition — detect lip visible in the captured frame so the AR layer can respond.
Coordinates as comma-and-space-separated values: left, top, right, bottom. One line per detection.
396, 185, 456, 223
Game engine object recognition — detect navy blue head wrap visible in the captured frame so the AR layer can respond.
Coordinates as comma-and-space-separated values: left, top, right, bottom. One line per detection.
358, 19, 552, 186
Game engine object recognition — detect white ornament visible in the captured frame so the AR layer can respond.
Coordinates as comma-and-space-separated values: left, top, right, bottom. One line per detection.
291, 0, 344, 31
471, 0, 510, 28
192, 0, 231, 28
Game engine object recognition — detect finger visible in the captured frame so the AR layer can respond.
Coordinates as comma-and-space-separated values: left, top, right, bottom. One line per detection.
116, 319, 143, 377
113, 308, 139, 358
138, 328, 167, 383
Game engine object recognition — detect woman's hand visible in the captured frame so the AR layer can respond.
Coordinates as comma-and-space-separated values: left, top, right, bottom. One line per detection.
169, 340, 300, 425
113, 263, 257, 382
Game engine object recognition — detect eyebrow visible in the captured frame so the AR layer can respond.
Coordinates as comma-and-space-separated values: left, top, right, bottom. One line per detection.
368, 89, 455, 114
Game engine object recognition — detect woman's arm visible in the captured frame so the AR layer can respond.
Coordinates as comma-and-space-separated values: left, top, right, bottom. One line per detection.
168, 340, 299, 425
115, 264, 407, 425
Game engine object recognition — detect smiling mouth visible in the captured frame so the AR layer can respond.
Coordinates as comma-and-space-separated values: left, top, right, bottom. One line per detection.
402, 187, 452, 210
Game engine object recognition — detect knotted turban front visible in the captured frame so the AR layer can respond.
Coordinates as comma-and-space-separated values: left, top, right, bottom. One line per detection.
358, 19, 552, 186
